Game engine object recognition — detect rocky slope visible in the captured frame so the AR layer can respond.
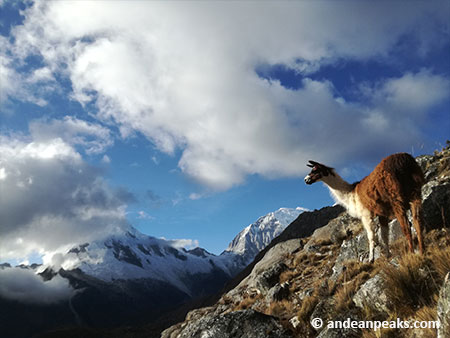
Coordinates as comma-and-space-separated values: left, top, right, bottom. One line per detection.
162, 143, 450, 338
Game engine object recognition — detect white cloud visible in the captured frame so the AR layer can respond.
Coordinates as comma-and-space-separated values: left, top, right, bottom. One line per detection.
0, 267, 74, 304
26, 66, 55, 84
189, 193, 203, 201
7, 1, 450, 189
0, 167, 6, 180
29, 116, 113, 155
0, 36, 56, 107
369, 69, 450, 115
101, 154, 111, 164
167, 239, 200, 251
137, 211, 153, 220
0, 136, 132, 261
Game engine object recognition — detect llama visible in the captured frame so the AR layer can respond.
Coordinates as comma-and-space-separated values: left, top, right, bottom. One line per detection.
304, 153, 425, 262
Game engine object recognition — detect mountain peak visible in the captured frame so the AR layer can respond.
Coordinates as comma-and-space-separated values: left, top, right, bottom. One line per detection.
223, 207, 307, 264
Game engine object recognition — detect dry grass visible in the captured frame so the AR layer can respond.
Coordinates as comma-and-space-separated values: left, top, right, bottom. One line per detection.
232, 292, 263, 311
296, 293, 319, 323
410, 304, 439, 338
325, 260, 374, 317
357, 230, 450, 338
380, 252, 435, 315
266, 299, 294, 317
360, 323, 398, 338
427, 245, 450, 281
279, 269, 297, 284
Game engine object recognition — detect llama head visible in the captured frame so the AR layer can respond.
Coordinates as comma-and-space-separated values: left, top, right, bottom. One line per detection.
304, 160, 335, 185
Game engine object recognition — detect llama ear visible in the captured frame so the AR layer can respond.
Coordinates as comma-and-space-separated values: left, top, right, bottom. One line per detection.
307, 163, 314, 168
308, 160, 320, 167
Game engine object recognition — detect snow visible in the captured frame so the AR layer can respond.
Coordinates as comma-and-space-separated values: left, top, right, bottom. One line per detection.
39, 206, 307, 296
223, 207, 307, 265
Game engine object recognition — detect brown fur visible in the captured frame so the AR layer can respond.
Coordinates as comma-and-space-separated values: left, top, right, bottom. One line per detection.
356, 153, 425, 253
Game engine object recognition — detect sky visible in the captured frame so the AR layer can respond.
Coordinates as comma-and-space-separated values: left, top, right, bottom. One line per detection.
1, 0, 449, 265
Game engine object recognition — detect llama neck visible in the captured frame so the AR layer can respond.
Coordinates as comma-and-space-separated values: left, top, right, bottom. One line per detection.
321, 172, 356, 209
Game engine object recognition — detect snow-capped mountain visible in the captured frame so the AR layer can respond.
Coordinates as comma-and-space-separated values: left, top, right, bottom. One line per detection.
42, 226, 238, 298
222, 207, 307, 266
0, 206, 306, 337
36, 206, 306, 295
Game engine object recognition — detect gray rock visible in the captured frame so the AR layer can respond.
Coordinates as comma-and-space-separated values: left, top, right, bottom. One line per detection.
437, 273, 450, 338
353, 274, 391, 315
267, 282, 290, 303
331, 216, 410, 280
331, 232, 382, 279
304, 213, 361, 252
289, 315, 300, 329
387, 218, 405, 244
416, 155, 436, 181
296, 287, 314, 302
422, 180, 450, 230
255, 262, 288, 291
311, 298, 335, 328
174, 309, 293, 338
235, 239, 301, 293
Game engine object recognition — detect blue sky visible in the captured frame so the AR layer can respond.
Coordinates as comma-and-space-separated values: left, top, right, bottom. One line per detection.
1, 1, 449, 262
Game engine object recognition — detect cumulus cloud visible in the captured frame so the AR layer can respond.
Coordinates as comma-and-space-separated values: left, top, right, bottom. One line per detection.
0, 267, 74, 304
29, 116, 114, 155
0, 36, 56, 107
0, 136, 132, 261
6, 1, 450, 189
366, 69, 450, 116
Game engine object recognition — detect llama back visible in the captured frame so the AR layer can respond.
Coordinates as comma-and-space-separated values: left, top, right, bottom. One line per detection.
356, 153, 424, 217
379, 153, 425, 189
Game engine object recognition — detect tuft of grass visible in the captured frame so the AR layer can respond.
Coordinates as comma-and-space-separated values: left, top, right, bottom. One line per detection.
427, 245, 450, 281
266, 299, 294, 318
296, 294, 319, 323
279, 269, 297, 284
335, 273, 370, 308
380, 252, 436, 316
232, 292, 263, 311
411, 304, 439, 338
327, 260, 373, 317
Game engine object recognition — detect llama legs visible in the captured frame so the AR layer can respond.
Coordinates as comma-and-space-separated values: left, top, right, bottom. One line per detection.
362, 215, 376, 262
379, 216, 390, 258
411, 199, 425, 254
394, 208, 414, 253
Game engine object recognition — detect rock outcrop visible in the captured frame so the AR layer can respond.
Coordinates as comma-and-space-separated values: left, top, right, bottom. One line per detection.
164, 309, 292, 338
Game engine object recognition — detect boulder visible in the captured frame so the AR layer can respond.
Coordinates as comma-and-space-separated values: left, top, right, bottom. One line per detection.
416, 154, 437, 181
331, 217, 409, 280
255, 262, 288, 292
234, 239, 301, 294
331, 232, 381, 279
422, 181, 450, 230
173, 309, 293, 338
311, 298, 335, 328
353, 274, 391, 315
304, 213, 361, 250
267, 282, 290, 303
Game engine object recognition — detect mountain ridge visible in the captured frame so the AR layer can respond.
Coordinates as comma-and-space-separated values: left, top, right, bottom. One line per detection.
0, 206, 306, 338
